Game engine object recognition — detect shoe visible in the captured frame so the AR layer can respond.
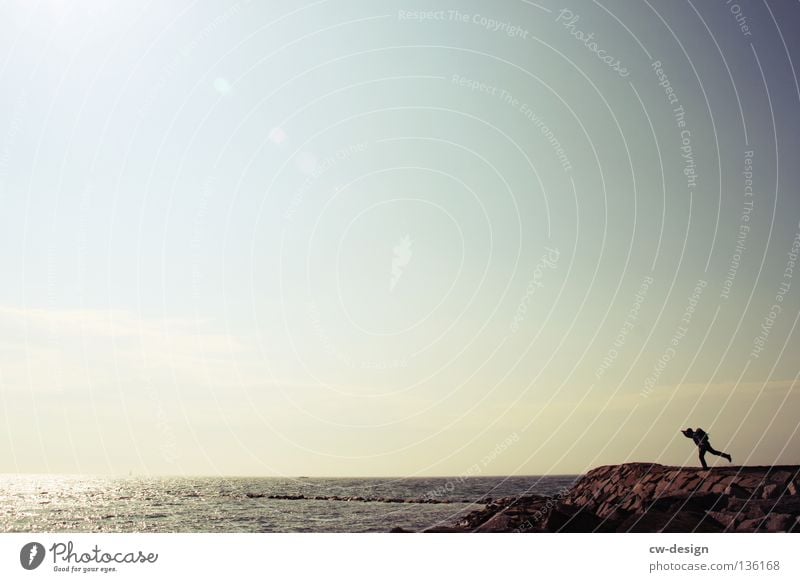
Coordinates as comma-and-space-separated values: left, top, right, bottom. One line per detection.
724, 454, 732, 463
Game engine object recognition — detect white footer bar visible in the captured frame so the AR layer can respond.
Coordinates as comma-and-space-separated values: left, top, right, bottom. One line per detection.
1, 533, 797, 581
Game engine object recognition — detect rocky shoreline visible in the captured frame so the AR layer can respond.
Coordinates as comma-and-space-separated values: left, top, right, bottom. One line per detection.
397, 463, 800, 532
247, 493, 474, 504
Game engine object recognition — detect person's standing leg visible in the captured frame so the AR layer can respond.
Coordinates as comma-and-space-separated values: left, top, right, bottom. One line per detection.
699, 448, 709, 469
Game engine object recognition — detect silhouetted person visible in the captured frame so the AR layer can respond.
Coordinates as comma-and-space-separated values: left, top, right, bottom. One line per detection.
681, 428, 731, 469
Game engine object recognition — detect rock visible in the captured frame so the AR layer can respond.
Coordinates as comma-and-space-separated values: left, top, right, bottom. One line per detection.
596, 501, 617, 518
701, 475, 729, 493
619, 509, 723, 533
543, 503, 617, 533
768, 470, 794, 487
761, 484, 781, 499
672, 474, 692, 490
736, 518, 762, 532
650, 493, 725, 514
760, 513, 795, 532
724, 483, 751, 498
654, 480, 673, 497
739, 476, 766, 490
726, 496, 800, 517
735, 510, 799, 533
475, 512, 513, 532
706, 511, 738, 530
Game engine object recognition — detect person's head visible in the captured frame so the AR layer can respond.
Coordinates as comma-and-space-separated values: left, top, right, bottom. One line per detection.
684, 428, 694, 436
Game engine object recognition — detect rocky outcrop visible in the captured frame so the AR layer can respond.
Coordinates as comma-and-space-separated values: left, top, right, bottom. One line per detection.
424, 463, 800, 533
248, 493, 466, 503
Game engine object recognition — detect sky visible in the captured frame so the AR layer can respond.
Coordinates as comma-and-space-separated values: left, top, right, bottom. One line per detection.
0, 0, 799, 476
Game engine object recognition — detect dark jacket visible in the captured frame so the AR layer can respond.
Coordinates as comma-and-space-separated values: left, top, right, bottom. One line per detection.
683, 428, 709, 447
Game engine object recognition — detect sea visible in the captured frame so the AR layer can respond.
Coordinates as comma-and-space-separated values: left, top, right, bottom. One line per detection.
0, 474, 578, 533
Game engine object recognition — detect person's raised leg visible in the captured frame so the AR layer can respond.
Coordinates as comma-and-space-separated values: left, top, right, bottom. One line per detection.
707, 445, 732, 462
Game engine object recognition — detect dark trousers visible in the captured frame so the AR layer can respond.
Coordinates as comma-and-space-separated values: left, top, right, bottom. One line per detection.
699, 444, 726, 469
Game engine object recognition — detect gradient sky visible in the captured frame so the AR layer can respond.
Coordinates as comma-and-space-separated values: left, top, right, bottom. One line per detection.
1, 0, 799, 476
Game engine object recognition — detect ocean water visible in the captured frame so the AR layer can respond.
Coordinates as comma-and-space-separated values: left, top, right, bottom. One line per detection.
0, 474, 577, 533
